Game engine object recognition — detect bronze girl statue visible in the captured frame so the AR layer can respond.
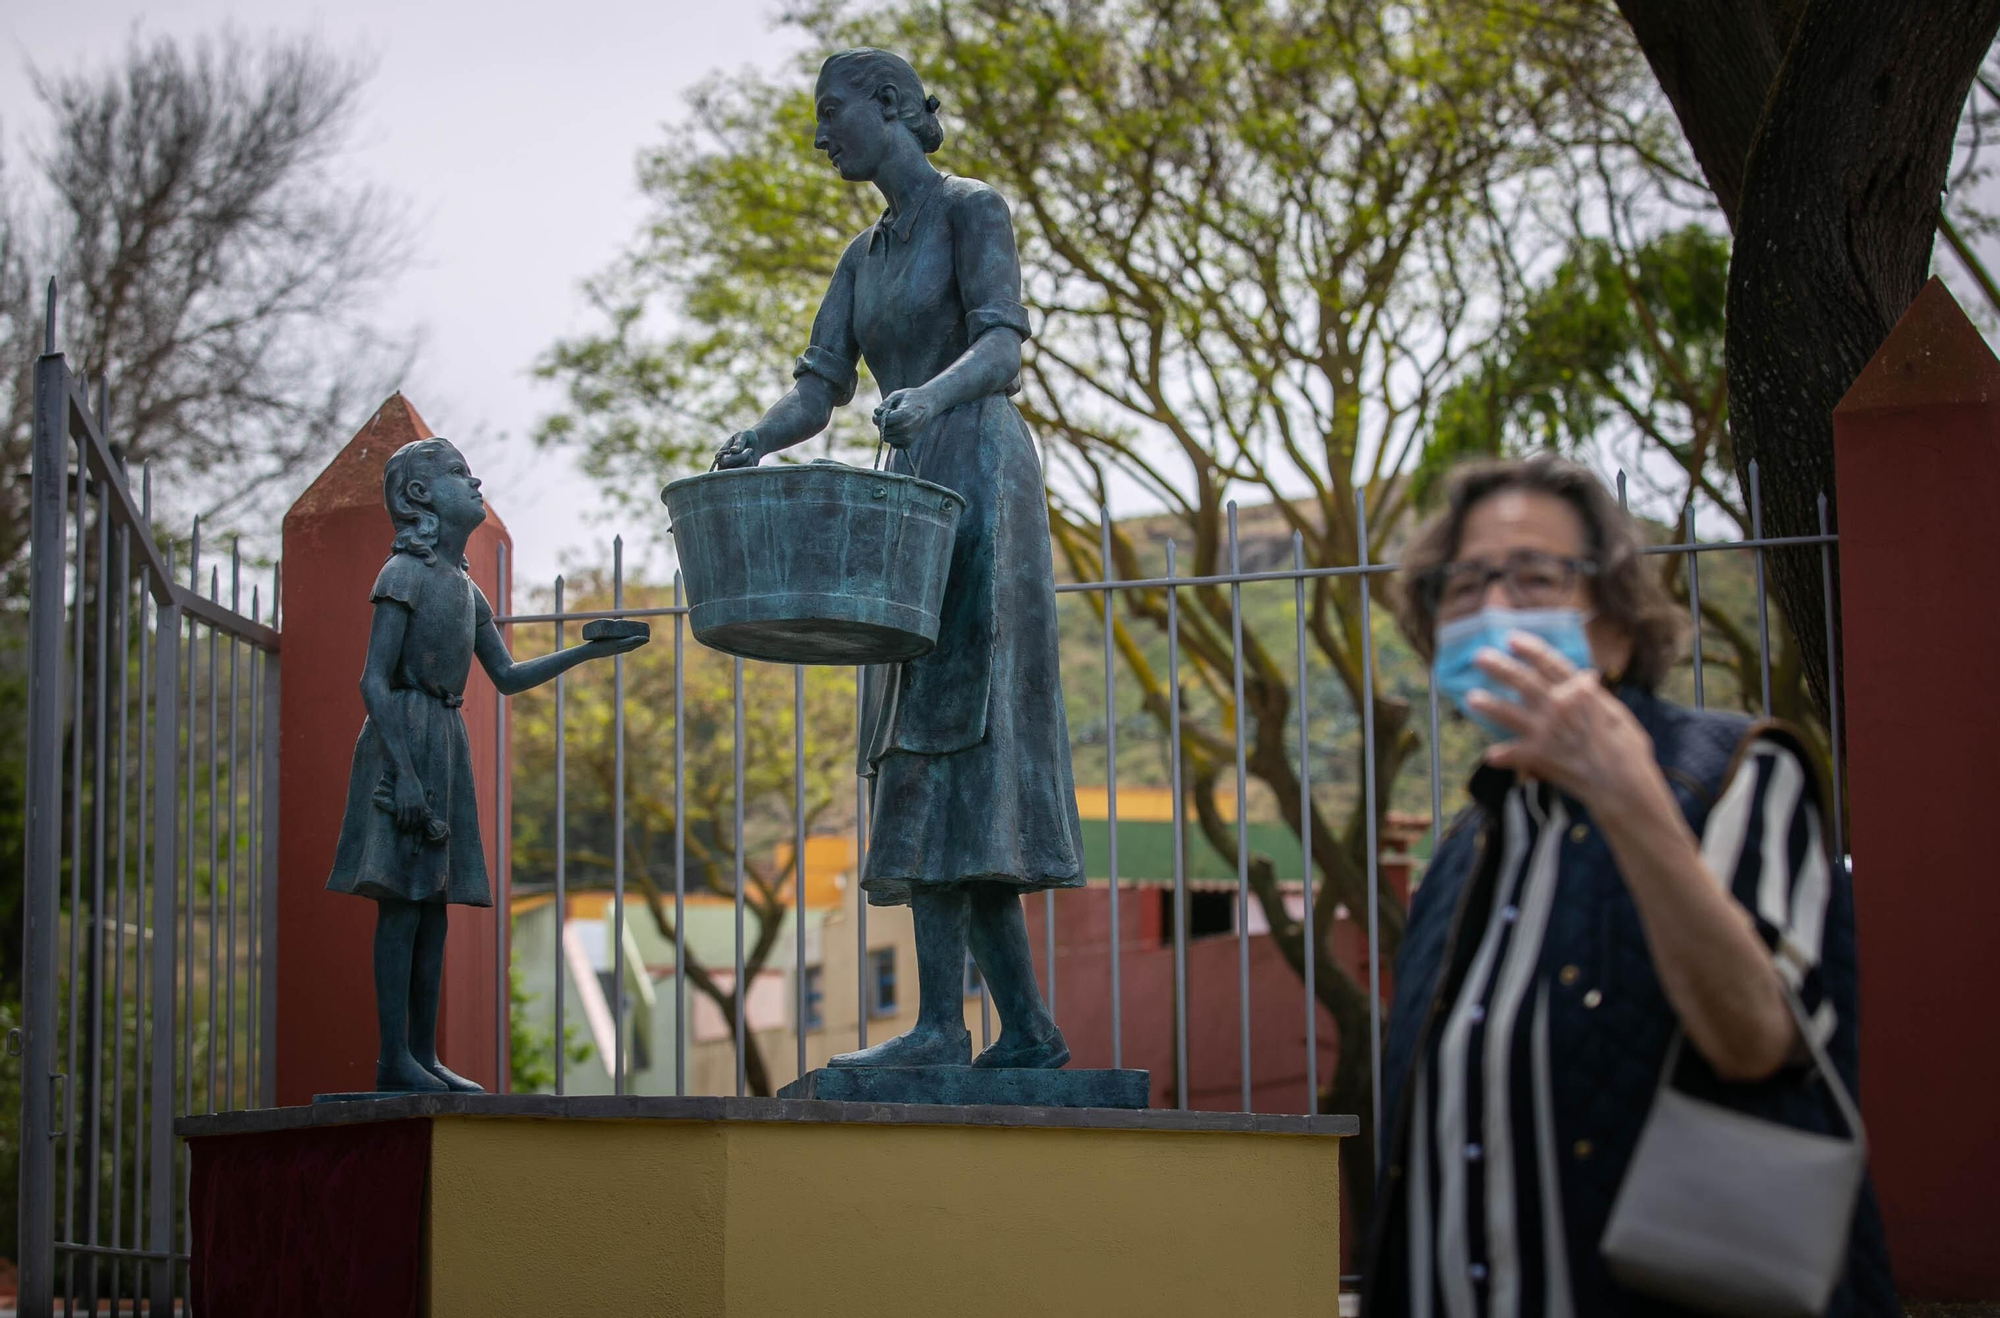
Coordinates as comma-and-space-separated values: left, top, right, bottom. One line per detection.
326, 438, 646, 1093
714, 48, 1083, 1070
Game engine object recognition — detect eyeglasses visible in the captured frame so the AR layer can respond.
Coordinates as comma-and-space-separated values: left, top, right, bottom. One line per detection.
1419, 550, 1598, 619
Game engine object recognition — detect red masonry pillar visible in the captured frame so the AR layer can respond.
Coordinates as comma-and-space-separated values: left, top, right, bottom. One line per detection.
276, 395, 513, 1103
1834, 278, 2000, 1301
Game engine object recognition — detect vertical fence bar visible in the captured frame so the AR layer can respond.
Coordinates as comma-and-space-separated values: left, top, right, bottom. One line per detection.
494, 541, 509, 1091
553, 576, 567, 1096
181, 520, 198, 1270
85, 451, 111, 1310
1100, 509, 1122, 1068
130, 471, 151, 1291
62, 429, 86, 1312
1294, 533, 1317, 1115
673, 573, 687, 1095
1166, 541, 1187, 1110
1043, 890, 1055, 1019
19, 323, 70, 1317
245, 588, 261, 1110
182, 520, 199, 1152
1356, 491, 1382, 1160
258, 588, 281, 1109
1226, 504, 1252, 1111
1427, 681, 1443, 846
206, 567, 220, 1113
147, 550, 180, 1313
1688, 531, 1706, 709
1748, 461, 1773, 715
612, 539, 626, 1094
855, 677, 869, 1051
109, 497, 131, 1303
733, 657, 746, 1098
226, 545, 241, 1108
1818, 494, 1846, 865
795, 665, 807, 1082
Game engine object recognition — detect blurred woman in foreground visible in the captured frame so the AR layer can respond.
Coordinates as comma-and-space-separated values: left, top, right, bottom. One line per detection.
1362, 456, 1892, 1317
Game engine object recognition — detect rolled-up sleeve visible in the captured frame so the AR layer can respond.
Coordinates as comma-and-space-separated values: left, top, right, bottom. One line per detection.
792, 344, 858, 407
952, 185, 1033, 346
1698, 732, 1837, 1045
791, 235, 865, 407
965, 298, 1033, 344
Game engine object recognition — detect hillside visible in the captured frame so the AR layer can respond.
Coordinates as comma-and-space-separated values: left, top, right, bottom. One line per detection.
1047, 498, 1777, 834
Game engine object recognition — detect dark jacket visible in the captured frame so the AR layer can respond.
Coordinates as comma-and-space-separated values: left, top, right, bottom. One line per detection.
1361, 686, 1895, 1317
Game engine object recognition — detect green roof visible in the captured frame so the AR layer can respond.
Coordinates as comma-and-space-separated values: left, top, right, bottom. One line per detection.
1078, 818, 1306, 884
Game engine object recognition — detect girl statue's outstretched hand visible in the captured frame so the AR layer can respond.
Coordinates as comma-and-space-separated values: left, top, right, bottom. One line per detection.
584, 632, 649, 658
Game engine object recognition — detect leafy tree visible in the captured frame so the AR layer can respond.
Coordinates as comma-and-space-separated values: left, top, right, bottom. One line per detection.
1423, 225, 1831, 758
537, 0, 1680, 1216
1612, 0, 2000, 726
0, 30, 413, 566
507, 961, 592, 1094
507, 573, 857, 1096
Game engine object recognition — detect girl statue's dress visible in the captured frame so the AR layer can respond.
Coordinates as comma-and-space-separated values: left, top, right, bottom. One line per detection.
325, 551, 494, 908
801, 169, 1086, 910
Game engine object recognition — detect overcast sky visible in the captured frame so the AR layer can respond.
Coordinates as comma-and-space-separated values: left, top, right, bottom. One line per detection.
3, 0, 811, 591
6, 5, 1997, 598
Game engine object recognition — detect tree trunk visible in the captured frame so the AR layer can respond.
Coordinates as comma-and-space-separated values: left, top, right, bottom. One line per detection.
1611, 0, 1799, 224
1326, 991, 1377, 1238
1620, 0, 2000, 727
1725, 0, 2000, 724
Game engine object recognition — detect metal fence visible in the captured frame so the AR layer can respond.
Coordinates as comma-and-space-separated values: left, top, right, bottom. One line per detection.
12, 284, 1845, 1312
16, 284, 280, 1315
490, 466, 1846, 1131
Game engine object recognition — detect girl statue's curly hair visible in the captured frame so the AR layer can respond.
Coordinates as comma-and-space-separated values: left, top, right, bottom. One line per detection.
381, 438, 470, 569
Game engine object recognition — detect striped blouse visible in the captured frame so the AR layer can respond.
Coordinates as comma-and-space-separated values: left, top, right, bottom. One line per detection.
1403, 736, 1835, 1318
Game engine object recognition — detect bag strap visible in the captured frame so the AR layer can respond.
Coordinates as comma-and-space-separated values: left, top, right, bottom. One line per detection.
1651, 974, 1867, 1153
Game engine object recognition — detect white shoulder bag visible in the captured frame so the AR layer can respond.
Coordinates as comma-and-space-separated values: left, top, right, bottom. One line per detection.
1600, 982, 1866, 1317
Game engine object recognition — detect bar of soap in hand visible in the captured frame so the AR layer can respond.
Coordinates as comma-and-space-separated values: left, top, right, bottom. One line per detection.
582, 619, 651, 642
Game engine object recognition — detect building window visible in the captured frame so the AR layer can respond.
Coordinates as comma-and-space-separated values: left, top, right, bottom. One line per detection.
868, 948, 897, 1018
964, 951, 984, 999
801, 965, 824, 1032
1159, 888, 1235, 943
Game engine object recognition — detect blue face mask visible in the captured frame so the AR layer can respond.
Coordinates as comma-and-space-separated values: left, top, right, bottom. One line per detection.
1432, 606, 1595, 740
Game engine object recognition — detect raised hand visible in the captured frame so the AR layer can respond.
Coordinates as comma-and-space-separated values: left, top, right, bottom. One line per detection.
1467, 632, 1654, 806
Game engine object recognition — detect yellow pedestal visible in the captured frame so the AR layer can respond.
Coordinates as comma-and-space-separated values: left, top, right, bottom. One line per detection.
187, 1095, 1352, 1317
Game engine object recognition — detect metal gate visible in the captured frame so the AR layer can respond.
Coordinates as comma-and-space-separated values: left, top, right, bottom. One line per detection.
16, 282, 280, 1315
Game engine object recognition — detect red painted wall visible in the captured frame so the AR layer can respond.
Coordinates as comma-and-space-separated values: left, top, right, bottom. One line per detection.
275, 395, 512, 1104
1834, 279, 2000, 1300
1022, 844, 1412, 1114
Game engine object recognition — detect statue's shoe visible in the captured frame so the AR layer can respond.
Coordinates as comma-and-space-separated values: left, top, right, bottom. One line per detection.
827, 1027, 972, 1069
972, 1026, 1070, 1071
420, 1059, 485, 1093
375, 1055, 449, 1093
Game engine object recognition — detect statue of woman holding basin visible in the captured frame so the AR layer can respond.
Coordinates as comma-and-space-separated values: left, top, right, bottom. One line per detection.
712, 47, 1083, 1070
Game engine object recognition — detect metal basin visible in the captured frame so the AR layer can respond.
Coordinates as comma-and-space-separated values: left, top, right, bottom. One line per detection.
663, 460, 965, 665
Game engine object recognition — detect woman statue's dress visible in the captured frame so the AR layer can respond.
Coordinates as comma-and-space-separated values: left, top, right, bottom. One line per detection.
793, 170, 1084, 905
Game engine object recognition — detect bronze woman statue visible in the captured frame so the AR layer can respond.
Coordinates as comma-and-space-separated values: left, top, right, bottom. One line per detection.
714, 48, 1083, 1069
326, 438, 647, 1092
